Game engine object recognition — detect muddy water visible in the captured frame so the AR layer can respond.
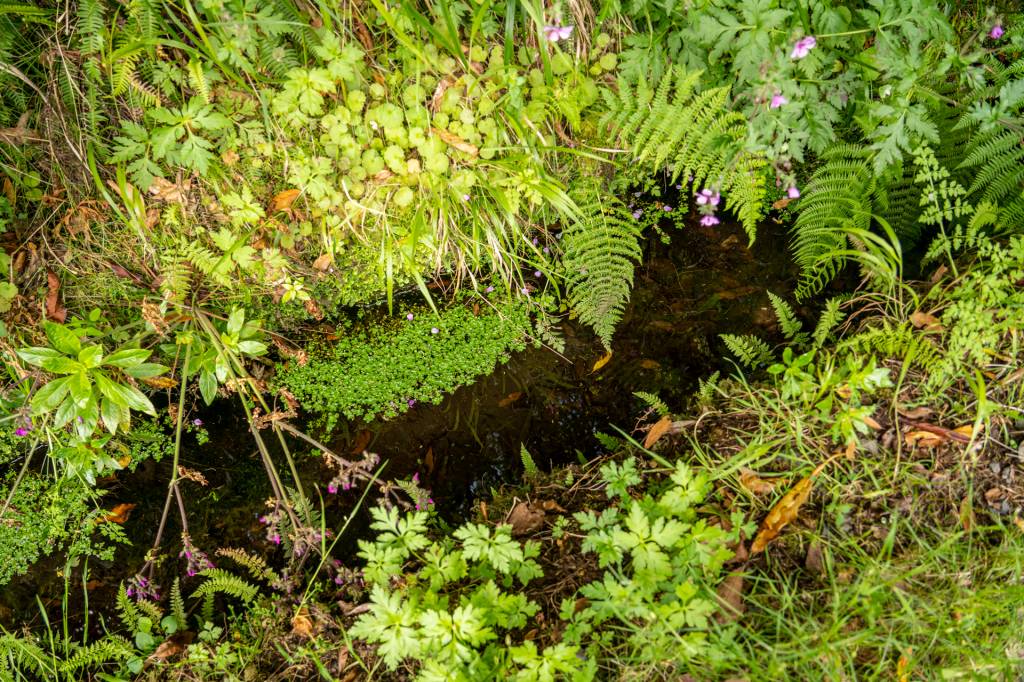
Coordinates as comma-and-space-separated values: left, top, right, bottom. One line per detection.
0, 216, 798, 629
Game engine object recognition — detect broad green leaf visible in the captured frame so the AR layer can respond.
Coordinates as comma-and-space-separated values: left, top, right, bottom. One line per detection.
123, 362, 168, 379
198, 369, 217, 405
30, 376, 71, 413
39, 356, 83, 374
226, 307, 245, 335
236, 340, 266, 356
78, 345, 105, 369
17, 346, 64, 367
43, 322, 81, 355
103, 348, 151, 368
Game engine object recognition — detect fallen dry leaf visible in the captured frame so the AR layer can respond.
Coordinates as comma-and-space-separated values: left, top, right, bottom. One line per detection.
772, 196, 793, 210
897, 649, 912, 682
350, 430, 372, 455
101, 503, 137, 524
498, 392, 523, 408
539, 499, 567, 513
897, 405, 934, 420
45, 270, 66, 322
592, 350, 613, 372
638, 359, 662, 369
1014, 517, 1024, 533
751, 454, 839, 554
148, 176, 187, 203
805, 541, 825, 574
905, 430, 945, 449
312, 253, 333, 271
431, 127, 478, 157
291, 607, 315, 638
909, 311, 943, 332
424, 446, 434, 475
149, 632, 193, 661
862, 415, 882, 430
714, 573, 746, 623
270, 189, 301, 212
739, 468, 781, 495
643, 415, 673, 449
959, 496, 976, 532
508, 501, 545, 537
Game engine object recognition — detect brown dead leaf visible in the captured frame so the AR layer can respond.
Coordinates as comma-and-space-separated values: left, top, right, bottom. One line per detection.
291, 607, 315, 638
431, 127, 479, 157
1014, 517, 1024, 533
751, 454, 839, 554
508, 501, 545, 537
498, 392, 523, 408
116, 454, 132, 468
772, 196, 793, 210
959, 496, 976, 532
149, 632, 193, 661
897, 649, 912, 682
592, 350, 613, 372
905, 430, 945, 448
424, 446, 435, 475
312, 253, 333, 271
643, 415, 673, 449
897, 405, 934, 420
539, 499, 566, 513
148, 176, 188, 203
909, 311, 943, 332
862, 415, 882, 430
953, 424, 975, 439
350, 430, 372, 455
221, 149, 240, 166
805, 541, 825, 574
270, 189, 301, 212
45, 270, 66, 322
141, 376, 178, 389
304, 298, 324, 320
480, 500, 489, 522
429, 76, 456, 112
714, 573, 746, 623
101, 503, 137, 524
739, 468, 781, 495
638, 359, 662, 369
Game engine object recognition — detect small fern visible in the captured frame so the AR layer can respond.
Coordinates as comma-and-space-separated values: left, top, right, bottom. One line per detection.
767, 291, 804, 342
519, 444, 539, 477
633, 391, 670, 417
601, 66, 767, 240
812, 296, 848, 349
170, 577, 187, 627
216, 547, 279, 583
695, 370, 720, 407
116, 583, 142, 631
562, 180, 642, 349
720, 334, 773, 369
59, 636, 132, 675
191, 569, 260, 603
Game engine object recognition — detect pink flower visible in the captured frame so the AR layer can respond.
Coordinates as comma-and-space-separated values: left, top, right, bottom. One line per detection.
406, 313, 414, 320
770, 92, 788, 109
485, 286, 494, 293
543, 24, 573, 42
431, 327, 439, 334
663, 205, 672, 212
787, 186, 801, 199
407, 399, 416, 407
700, 215, 720, 226
461, 194, 471, 202
328, 483, 338, 494
534, 270, 542, 278
14, 427, 28, 437
990, 24, 1004, 39
412, 472, 420, 483
791, 36, 816, 60
271, 534, 281, 545
632, 209, 642, 219
696, 189, 720, 206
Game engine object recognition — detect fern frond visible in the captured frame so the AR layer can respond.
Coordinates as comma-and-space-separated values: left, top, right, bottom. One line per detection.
720, 334, 773, 369
812, 296, 848, 348
116, 583, 141, 630
767, 291, 803, 341
601, 66, 766, 240
60, 636, 132, 675
216, 547, 279, 583
633, 391, 670, 417
562, 181, 642, 349
191, 569, 259, 603
170, 578, 187, 626
519, 444, 538, 477
695, 370, 720, 407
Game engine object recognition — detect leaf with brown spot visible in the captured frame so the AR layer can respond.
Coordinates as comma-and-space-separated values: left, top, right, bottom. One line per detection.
312, 253, 333, 271
714, 573, 745, 623
45, 270, 66, 322
643, 415, 673, 449
270, 189, 301, 212
592, 350, 613, 372
430, 127, 479, 157
508, 501, 545, 536
498, 392, 523, 408
101, 503, 137, 524
739, 468, 780, 495
909, 311, 943, 331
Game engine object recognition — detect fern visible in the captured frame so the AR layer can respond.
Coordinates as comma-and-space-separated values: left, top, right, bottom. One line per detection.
116, 583, 141, 630
838, 322, 942, 378
0, 633, 49, 679
562, 180, 642, 349
170, 577, 187, 627
695, 370, 720, 407
791, 144, 877, 300
59, 636, 132, 675
601, 66, 767, 240
812, 296, 848, 349
216, 547, 279, 583
191, 569, 259, 603
767, 291, 804, 342
519, 444, 539, 477
720, 334, 773, 369
633, 391, 670, 417
77, 0, 106, 54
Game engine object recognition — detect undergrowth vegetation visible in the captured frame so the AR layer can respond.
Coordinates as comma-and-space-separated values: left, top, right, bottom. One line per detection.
1, 0, 1023, 679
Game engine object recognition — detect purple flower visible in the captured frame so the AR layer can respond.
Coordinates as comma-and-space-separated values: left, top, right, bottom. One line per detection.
342, 482, 352, 491
791, 36, 816, 60
534, 270, 542, 278
696, 189, 720, 206
406, 313, 414, 321
543, 24, 573, 42
408, 399, 416, 407
662, 205, 672, 212
632, 209, 643, 220
431, 327, 439, 334
700, 215, 720, 226
543, 246, 550, 254
259, 515, 269, 525
787, 186, 801, 199
485, 286, 494, 293
413, 472, 420, 483
192, 418, 203, 426
271, 534, 281, 545
328, 483, 338, 494
532, 238, 539, 246
770, 92, 788, 109
520, 287, 529, 295
990, 24, 1004, 39
14, 427, 29, 437
461, 193, 471, 202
